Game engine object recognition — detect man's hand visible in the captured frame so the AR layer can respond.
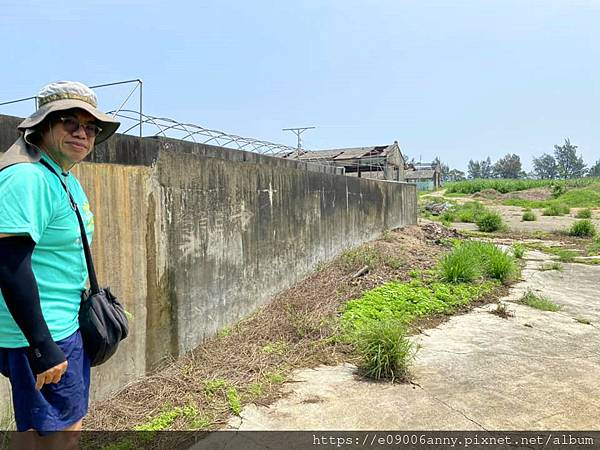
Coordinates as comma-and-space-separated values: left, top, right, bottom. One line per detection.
35, 360, 68, 390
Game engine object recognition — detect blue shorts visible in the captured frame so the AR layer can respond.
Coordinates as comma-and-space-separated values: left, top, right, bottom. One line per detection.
0, 330, 91, 433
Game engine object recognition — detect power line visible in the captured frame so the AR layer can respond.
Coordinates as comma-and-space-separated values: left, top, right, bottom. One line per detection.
282, 126, 315, 152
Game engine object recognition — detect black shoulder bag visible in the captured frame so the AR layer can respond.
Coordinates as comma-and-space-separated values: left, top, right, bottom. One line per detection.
40, 159, 129, 366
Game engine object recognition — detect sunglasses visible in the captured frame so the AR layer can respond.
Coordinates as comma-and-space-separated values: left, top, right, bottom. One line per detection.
59, 116, 103, 138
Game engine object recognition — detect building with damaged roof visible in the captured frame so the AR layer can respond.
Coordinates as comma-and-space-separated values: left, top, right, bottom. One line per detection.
283, 141, 405, 182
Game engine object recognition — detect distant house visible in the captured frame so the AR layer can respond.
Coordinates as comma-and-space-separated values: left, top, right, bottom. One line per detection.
283, 141, 406, 182
404, 161, 442, 191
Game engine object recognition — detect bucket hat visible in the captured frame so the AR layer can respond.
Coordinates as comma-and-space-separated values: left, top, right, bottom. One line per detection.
0, 81, 120, 170
19, 81, 120, 145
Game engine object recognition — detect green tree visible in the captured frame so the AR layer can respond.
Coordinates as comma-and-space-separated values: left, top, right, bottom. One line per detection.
447, 169, 466, 181
589, 160, 600, 177
468, 157, 493, 179
554, 138, 586, 179
467, 159, 481, 179
532, 153, 558, 179
493, 153, 522, 179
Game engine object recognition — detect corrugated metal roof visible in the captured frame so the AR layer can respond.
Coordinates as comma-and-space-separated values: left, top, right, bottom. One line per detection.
405, 169, 435, 179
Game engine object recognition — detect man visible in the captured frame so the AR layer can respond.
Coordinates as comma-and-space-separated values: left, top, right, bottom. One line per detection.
0, 81, 120, 443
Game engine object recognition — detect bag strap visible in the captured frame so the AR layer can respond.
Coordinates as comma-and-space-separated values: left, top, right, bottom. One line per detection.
38, 159, 100, 295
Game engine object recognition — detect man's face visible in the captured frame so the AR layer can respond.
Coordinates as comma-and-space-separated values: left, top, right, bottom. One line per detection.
40, 109, 98, 171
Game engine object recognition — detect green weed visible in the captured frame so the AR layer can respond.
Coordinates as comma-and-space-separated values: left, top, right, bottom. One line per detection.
438, 241, 518, 283
588, 236, 600, 256
265, 372, 286, 384
576, 208, 592, 219
540, 261, 563, 271
520, 291, 560, 312
512, 243, 526, 259
261, 340, 288, 355
352, 319, 415, 382
341, 279, 497, 331
476, 211, 504, 232
341, 247, 380, 269
522, 210, 537, 221
524, 243, 578, 262
226, 388, 242, 415
568, 220, 597, 237
133, 405, 199, 431
542, 204, 570, 216
203, 379, 227, 397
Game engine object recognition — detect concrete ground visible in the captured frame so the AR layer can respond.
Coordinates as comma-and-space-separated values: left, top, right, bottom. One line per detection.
227, 250, 600, 431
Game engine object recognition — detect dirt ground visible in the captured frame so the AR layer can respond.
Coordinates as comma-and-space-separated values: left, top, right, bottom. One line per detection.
450, 204, 600, 234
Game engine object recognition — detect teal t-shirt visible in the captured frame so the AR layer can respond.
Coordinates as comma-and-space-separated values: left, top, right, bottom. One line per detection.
0, 153, 94, 348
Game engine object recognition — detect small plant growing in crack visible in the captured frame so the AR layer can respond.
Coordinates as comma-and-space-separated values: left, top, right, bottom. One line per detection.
490, 302, 514, 319
540, 261, 563, 271
574, 317, 592, 325
520, 290, 560, 312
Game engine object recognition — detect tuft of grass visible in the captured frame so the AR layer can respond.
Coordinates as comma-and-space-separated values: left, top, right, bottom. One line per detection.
522, 210, 537, 221
520, 290, 560, 312
352, 319, 415, 382
524, 243, 578, 262
540, 261, 563, 271
341, 246, 380, 269
476, 211, 504, 232
512, 243, 526, 259
542, 204, 570, 216
438, 241, 518, 283
568, 219, 597, 238
588, 236, 600, 256
576, 208, 593, 219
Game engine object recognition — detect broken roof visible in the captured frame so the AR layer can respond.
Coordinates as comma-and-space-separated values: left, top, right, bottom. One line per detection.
405, 169, 436, 179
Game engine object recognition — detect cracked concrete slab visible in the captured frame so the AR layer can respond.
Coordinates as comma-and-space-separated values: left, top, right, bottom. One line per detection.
228, 251, 600, 431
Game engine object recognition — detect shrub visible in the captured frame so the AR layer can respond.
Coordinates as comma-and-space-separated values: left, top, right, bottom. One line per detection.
550, 183, 567, 199
568, 220, 597, 238
476, 211, 504, 232
352, 319, 415, 381
512, 243, 525, 259
542, 204, 570, 216
522, 210, 537, 221
576, 208, 592, 219
455, 201, 487, 223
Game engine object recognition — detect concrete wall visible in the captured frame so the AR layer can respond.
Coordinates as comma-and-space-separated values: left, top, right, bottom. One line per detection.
0, 114, 417, 427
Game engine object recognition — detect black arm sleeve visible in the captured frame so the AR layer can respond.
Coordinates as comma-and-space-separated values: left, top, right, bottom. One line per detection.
0, 236, 66, 374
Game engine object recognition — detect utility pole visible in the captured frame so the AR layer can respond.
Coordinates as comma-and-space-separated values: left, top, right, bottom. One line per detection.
282, 126, 315, 154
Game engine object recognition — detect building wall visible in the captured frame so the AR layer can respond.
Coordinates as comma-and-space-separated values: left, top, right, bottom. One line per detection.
0, 115, 417, 427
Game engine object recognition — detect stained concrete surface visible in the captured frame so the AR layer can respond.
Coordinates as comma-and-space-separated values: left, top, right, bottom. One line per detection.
228, 250, 600, 431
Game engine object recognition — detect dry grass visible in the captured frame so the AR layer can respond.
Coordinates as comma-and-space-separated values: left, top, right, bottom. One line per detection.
84, 225, 468, 431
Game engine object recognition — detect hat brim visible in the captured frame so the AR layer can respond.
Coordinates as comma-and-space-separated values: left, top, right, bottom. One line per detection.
17, 98, 120, 145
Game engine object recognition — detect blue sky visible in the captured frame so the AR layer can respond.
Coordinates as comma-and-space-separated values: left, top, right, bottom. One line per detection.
1, 0, 599, 172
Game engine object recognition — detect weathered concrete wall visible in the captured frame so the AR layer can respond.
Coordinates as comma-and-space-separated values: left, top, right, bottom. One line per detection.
0, 114, 417, 427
